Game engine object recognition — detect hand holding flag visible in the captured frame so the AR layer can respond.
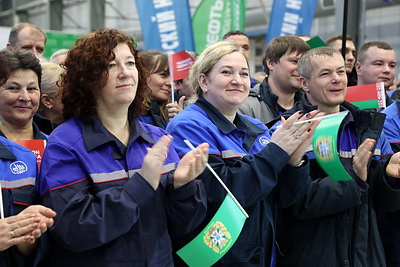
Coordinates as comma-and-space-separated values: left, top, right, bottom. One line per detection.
168, 50, 195, 103
176, 140, 248, 267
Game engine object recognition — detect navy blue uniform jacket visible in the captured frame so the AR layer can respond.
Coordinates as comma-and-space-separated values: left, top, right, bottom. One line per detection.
166, 98, 310, 266
37, 117, 207, 266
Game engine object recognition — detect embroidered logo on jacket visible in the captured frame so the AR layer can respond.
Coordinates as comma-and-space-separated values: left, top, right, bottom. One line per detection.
259, 136, 270, 146
10, 161, 28, 175
203, 221, 232, 253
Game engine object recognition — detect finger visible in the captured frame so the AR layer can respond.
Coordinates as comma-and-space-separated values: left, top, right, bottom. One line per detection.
7, 234, 31, 247
30, 228, 43, 239
147, 135, 173, 162
358, 138, 375, 153
196, 143, 209, 173
11, 222, 39, 238
280, 116, 286, 125
9, 215, 39, 230
45, 217, 55, 228
166, 103, 174, 109
152, 135, 172, 151
280, 111, 304, 129
38, 208, 57, 218
292, 110, 325, 136
5, 213, 37, 224
178, 96, 186, 109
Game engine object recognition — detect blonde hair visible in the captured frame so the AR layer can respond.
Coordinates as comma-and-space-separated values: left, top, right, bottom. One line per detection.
40, 62, 64, 95
190, 40, 248, 97
39, 62, 64, 113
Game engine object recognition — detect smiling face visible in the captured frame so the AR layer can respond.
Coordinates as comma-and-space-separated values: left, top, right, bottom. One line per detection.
268, 51, 304, 93
0, 69, 40, 127
97, 43, 138, 113
356, 46, 396, 89
200, 51, 250, 117
301, 53, 347, 114
147, 70, 171, 102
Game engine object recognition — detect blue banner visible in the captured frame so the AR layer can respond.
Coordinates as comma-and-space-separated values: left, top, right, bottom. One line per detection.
135, 0, 195, 53
266, 0, 318, 45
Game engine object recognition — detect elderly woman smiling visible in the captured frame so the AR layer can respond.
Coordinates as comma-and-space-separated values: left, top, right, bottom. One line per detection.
0, 49, 46, 141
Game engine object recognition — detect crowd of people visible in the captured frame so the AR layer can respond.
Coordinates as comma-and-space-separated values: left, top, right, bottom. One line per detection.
1, 21, 400, 267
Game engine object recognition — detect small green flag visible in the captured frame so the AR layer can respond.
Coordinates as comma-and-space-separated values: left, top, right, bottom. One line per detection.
312, 111, 352, 181
177, 194, 247, 267
306, 35, 327, 49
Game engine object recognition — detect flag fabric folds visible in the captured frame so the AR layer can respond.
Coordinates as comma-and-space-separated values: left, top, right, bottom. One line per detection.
312, 111, 352, 181
345, 83, 386, 109
177, 194, 247, 267
168, 50, 196, 81
192, 0, 247, 54
266, 0, 318, 45
135, 0, 195, 53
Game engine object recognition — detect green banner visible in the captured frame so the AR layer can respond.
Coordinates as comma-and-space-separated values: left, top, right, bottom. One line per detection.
44, 32, 83, 60
177, 194, 247, 266
312, 111, 352, 181
192, 0, 247, 54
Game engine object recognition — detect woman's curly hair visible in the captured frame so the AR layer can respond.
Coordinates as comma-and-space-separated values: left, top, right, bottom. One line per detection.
61, 28, 149, 121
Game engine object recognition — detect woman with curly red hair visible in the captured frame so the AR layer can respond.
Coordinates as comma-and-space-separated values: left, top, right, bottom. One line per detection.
37, 28, 209, 266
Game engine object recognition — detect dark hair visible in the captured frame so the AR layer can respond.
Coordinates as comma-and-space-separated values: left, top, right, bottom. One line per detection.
222, 30, 249, 40
325, 34, 353, 46
0, 49, 42, 87
0, 53, 10, 86
139, 50, 169, 75
263, 35, 310, 75
8, 23, 47, 45
61, 28, 149, 121
139, 50, 170, 123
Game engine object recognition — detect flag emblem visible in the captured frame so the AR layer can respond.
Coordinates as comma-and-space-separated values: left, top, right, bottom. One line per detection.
204, 221, 233, 254
315, 136, 334, 162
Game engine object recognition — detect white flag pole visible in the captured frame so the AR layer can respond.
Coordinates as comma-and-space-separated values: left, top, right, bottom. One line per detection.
277, 110, 349, 128
168, 53, 175, 103
184, 139, 249, 218
0, 182, 4, 219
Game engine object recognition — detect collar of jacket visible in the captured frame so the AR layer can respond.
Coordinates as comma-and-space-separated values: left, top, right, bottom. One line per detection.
0, 122, 47, 140
0, 141, 16, 161
195, 97, 265, 152
256, 77, 304, 111
82, 117, 156, 152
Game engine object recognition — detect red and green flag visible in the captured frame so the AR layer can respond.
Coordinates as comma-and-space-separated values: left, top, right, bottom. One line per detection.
345, 82, 386, 109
